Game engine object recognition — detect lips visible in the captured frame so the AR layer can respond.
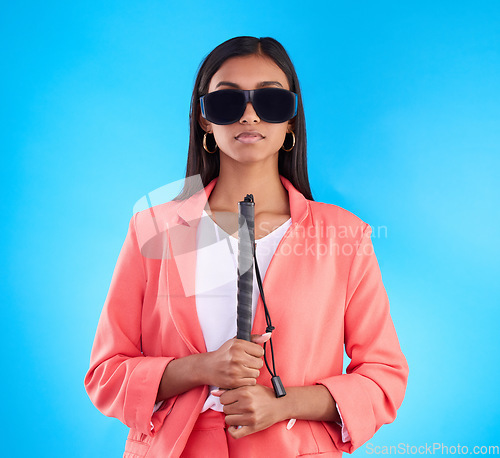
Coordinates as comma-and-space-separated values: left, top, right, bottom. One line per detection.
235, 131, 264, 144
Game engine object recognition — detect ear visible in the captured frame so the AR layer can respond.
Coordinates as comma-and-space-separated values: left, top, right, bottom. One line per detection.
198, 105, 212, 133
287, 118, 296, 133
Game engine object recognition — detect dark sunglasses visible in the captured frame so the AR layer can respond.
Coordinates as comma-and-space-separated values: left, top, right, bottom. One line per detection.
200, 88, 298, 125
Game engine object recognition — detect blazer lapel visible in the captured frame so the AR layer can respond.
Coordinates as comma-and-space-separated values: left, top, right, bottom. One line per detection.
249, 175, 311, 336
163, 177, 218, 354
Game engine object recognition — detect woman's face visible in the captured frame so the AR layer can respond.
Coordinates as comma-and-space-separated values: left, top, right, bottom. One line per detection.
200, 54, 294, 165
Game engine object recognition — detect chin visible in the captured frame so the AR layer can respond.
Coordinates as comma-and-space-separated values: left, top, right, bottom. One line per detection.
224, 149, 278, 164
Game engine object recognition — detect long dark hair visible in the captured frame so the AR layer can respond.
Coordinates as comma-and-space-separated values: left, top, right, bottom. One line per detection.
173, 36, 314, 202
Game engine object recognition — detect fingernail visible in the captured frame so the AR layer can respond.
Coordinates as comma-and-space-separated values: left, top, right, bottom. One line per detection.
252, 332, 272, 344
259, 332, 272, 342
286, 418, 296, 430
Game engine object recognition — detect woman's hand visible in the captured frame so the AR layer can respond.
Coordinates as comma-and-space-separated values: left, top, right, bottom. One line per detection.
202, 333, 271, 390
212, 384, 284, 439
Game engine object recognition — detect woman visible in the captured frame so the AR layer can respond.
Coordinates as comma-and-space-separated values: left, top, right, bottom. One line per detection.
84, 36, 408, 457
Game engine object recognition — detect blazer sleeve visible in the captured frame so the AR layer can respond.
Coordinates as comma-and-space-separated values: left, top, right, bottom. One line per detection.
316, 223, 409, 453
84, 213, 176, 437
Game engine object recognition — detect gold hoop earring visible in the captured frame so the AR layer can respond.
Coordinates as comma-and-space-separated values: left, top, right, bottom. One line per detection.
203, 132, 218, 154
281, 131, 295, 152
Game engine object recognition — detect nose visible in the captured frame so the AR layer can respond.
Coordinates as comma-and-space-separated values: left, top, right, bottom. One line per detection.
239, 102, 260, 124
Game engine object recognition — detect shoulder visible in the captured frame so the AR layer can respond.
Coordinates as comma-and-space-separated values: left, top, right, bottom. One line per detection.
133, 199, 183, 226
302, 200, 373, 243
129, 199, 185, 253
308, 200, 368, 230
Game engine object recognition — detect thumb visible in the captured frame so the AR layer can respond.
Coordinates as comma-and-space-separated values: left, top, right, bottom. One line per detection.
210, 389, 227, 397
251, 332, 272, 345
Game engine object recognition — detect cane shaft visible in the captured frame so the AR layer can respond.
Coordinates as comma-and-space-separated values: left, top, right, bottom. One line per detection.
236, 195, 255, 341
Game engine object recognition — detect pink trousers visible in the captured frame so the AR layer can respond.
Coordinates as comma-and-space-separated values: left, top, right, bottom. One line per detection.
180, 409, 231, 457
179, 408, 342, 457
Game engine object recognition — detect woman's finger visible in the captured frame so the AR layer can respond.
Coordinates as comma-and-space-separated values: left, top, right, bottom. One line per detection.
240, 357, 264, 375
224, 413, 247, 427
239, 340, 265, 358
227, 425, 251, 439
222, 401, 242, 416
240, 366, 261, 380
210, 389, 227, 397
250, 332, 272, 345
217, 386, 246, 405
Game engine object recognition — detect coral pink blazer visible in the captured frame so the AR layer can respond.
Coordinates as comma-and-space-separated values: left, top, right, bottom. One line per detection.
84, 175, 408, 457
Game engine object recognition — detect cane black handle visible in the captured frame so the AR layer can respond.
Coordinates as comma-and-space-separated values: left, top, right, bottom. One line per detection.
236, 194, 255, 342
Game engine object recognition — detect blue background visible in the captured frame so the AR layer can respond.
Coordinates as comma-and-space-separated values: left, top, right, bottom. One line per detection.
2, 1, 499, 456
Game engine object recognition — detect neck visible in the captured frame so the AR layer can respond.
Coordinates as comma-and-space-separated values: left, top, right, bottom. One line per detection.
206, 157, 290, 217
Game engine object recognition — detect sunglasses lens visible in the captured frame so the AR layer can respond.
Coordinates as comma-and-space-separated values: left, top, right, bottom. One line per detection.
203, 90, 245, 125
253, 88, 297, 123
202, 88, 297, 125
